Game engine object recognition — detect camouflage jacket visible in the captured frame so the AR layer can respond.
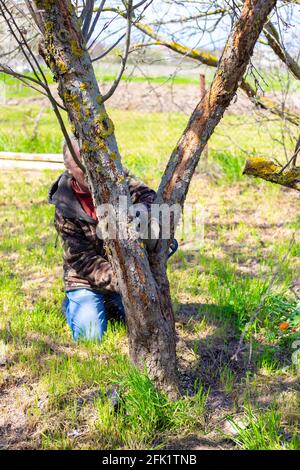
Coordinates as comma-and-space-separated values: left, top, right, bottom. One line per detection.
48, 171, 156, 293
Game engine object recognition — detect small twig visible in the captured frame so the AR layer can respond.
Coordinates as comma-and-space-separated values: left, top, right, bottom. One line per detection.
0, 1, 48, 85
231, 234, 296, 362
101, 0, 133, 103
86, 0, 106, 42
278, 135, 300, 173
0, 65, 66, 111
0, 34, 39, 59
87, 13, 120, 51
292, 134, 300, 166
91, 33, 126, 62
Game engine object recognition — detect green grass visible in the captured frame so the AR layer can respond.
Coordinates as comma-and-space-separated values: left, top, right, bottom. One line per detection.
219, 365, 235, 394
0, 169, 210, 449
0, 104, 295, 180
0, 99, 299, 448
97, 74, 205, 85
0, 260, 208, 449
228, 406, 300, 450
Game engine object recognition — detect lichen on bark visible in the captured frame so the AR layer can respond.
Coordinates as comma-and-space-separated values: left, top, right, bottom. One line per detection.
243, 157, 300, 191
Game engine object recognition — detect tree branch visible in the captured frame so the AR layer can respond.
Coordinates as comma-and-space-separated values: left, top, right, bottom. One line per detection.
81, 0, 95, 39
104, 7, 219, 66
156, 0, 278, 211
91, 33, 126, 62
86, 0, 106, 43
264, 20, 300, 80
150, 7, 227, 25
240, 79, 300, 127
101, 1, 133, 102
24, 0, 44, 33
243, 157, 300, 191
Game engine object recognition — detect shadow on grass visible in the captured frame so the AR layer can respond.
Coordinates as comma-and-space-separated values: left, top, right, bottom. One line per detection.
175, 301, 299, 415
164, 433, 233, 450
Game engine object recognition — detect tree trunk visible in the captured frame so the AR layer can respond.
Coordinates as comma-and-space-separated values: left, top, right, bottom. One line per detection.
34, 0, 178, 398
32, 0, 276, 397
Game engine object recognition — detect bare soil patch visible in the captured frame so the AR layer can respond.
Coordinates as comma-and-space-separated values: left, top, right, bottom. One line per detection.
6, 81, 300, 116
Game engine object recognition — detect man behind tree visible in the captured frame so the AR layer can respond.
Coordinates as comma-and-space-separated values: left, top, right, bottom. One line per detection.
49, 138, 177, 342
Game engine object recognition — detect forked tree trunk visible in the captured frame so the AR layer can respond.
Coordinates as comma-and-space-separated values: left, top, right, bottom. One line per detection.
33, 0, 178, 398
32, 0, 276, 397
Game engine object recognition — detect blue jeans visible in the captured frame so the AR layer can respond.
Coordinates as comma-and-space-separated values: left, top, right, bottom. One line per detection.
64, 289, 125, 342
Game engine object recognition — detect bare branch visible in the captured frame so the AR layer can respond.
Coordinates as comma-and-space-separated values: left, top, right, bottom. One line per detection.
240, 79, 300, 127
101, 1, 133, 102
264, 20, 300, 80
150, 7, 227, 25
133, 0, 151, 9
0, 64, 49, 96
278, 134, 300, 170
103, 7, 219, 66
0, 33, 39, 59
81, 0, 95, 39
292, 135, 300, 166
0, 1, 47, 85
105, 4, 300, 128
88, 15, 121, 51
155, 0, 278, 212
86, 0, 106, 42
91, 33, 126, 62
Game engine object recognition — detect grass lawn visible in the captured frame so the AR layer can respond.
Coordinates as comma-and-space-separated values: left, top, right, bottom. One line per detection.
0, 104, 300, 450
0, 102, 296, 168
1, 67, 300, 97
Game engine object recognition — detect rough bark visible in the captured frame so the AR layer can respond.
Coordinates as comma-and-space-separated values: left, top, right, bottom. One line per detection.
243, 157, 300, 191
34, 0, 178, 398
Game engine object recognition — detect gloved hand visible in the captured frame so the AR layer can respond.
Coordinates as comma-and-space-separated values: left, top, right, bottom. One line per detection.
168, 238, 179, 258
